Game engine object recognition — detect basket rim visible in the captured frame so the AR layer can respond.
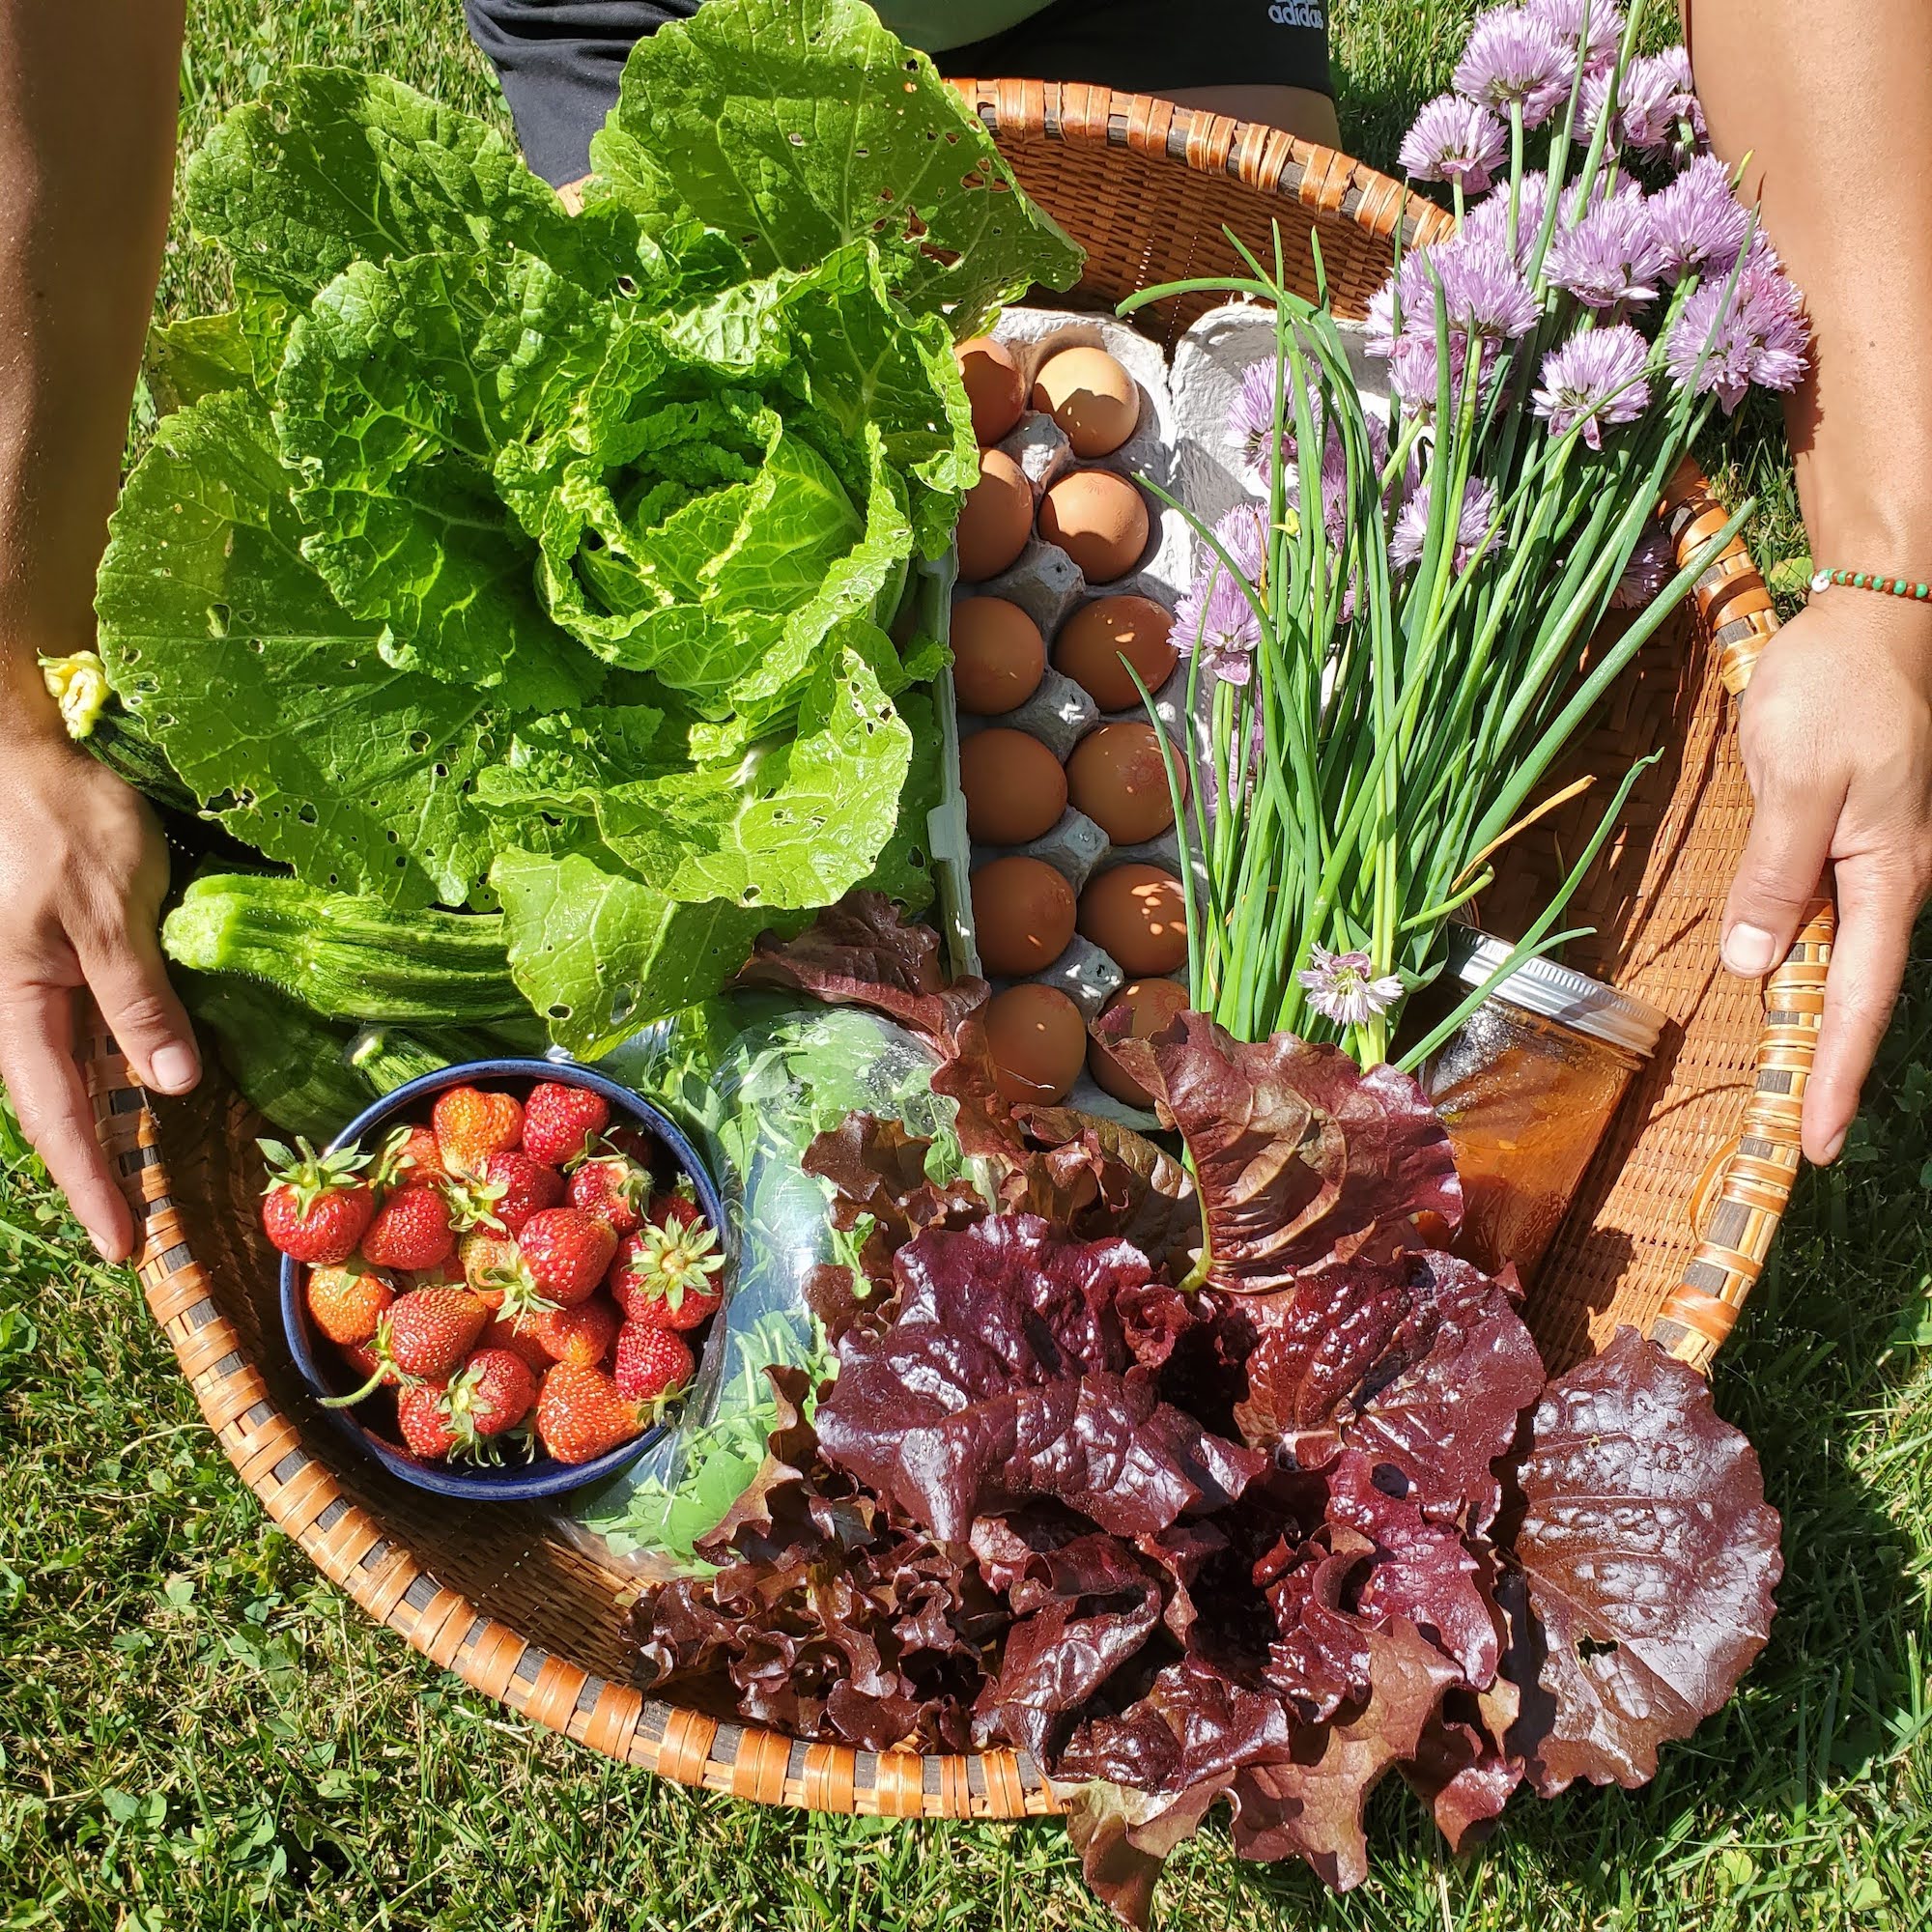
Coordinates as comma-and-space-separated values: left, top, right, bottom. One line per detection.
97, 90, 1830, 1821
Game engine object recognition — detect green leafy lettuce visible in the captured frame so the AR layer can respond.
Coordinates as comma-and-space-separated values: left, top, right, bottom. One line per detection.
96, 0, 1073, 1055
589, 0, 1081, 333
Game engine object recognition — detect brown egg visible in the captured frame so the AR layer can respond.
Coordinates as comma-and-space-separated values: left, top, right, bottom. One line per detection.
1038, 470, 1149, 583
985, 983, 1088, 1106
1054, 596, 1179, 712
1079, 864, 1188, 977
955, 448, 1034, 582
1066, 722, 1185, 845
972, 856, 1077, 977
1089, 978, 1191, 1106
955, 335, 1027, 446
959, 728, 1068, 845
1032, 346, 1140, 458
952, 597, 1045, 716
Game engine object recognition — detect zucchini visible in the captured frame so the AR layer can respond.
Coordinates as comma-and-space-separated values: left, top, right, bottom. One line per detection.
85, 707, 199, 816
161, 873, 529, 1027
181, 972, 372, 1141
347, 1023, 534, 1095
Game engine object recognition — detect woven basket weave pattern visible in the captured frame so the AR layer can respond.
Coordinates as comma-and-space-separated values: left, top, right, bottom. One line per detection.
84, 83, 1828, 1818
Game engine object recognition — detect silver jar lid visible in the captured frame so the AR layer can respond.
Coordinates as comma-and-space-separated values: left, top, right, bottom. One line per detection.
1446, 927, 1668, 1058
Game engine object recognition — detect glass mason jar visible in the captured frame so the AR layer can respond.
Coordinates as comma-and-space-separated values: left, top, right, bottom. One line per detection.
1417, 929, 1668, 1283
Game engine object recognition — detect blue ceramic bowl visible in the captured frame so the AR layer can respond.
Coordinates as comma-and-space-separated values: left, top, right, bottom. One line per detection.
279, 1058, 724, 1503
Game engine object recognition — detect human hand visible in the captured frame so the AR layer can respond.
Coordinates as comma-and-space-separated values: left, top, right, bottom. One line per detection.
0, 718, 198, 1259
1721, 590, 1932, 1164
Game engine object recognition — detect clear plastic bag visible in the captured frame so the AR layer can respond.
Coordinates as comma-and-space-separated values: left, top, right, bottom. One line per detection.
556, 993, 962, 1580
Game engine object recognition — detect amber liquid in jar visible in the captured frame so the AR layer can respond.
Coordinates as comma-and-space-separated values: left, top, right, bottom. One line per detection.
1422, 997, 1647, 1281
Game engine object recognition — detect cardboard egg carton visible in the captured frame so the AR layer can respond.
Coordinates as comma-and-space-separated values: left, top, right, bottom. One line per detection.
1170, 300, 1390, 535
938, 309, 1208, 1127
930, 304, 1398, 1126
965, 309, 1189, 637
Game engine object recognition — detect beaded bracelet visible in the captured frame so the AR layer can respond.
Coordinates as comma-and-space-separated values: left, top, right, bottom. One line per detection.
1809, 567, 1932, 602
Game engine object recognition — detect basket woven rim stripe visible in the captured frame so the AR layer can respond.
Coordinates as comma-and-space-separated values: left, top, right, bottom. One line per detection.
91, 87, 1830, 1819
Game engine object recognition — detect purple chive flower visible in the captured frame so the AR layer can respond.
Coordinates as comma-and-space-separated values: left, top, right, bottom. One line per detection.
1231, 360, 1291, 477
1185, 571, 1263, 685
1366, 250, 1441, 357
1736, 250, 1810, 391
1388, 331, 1451, 412
1577, 66, 1618, 142
1664, 279, 1754, 411
1400, 93, 1510, 193
1389, 474, 1501, 572
1176, 504, 1267, 685
1546, 193, 1664, 307
1386, 328, 1481, 415
1614, 51, 1682, 151
1387, 327, 1512, 420
1648, 153, 1750, 279
1298, 947, 1406, 1030
1663, 250, 1807, 412
1656, 47, 1708, 163
1460, 168, 1551, 267
1532, 323, 1651, 446
1435, 238, 1542, 340
1217, 497, 1270, 580
1611, 526, 1674, 610
1371, 240, 1533, 416
1453, 9, 1575, 130
1294, 409, 1391, 540
1524, 0, 1626, 71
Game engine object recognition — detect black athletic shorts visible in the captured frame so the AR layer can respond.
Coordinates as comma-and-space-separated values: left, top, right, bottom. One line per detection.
464, 0, 1333, 187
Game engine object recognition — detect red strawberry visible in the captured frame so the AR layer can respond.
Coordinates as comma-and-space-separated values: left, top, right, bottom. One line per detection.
370, 1122, 448, 1195
648, 1184, 705, 1236
384, 1286, 488, 1380
609, 1212, 725, 1330
442, 1348, 538, 1453
449, 1150, 563, 1236
526, 1295, 621, 1369
607, 1123, 658, 1167
567, 1152, 651, 1236
338, 1338, 389, 1386
360, 1186, 457, 1272
534, 1363, 640, 1464
521, 1082, 611, 1168
397, 1383, 458, 1462
457, 1230, 524, 1307
259, 1138, 374, 1264
305, 1263, 394, 1347
612, 1323, 695, 1408
433, 1085, 524, 1173
326, 1286, 487, 1407
482, 1310, 554, 1375
404, 1258, 469, 1291
512, 1208, 618, 1313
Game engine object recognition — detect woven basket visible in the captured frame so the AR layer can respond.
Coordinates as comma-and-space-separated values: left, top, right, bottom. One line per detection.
87, 85, 1830, 1824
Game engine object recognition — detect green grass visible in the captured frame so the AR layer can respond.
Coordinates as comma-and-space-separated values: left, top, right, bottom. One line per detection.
4, 1, 1930, 1925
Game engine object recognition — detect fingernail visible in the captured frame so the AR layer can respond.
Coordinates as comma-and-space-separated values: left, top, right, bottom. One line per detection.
150, 1042, 200, 1094
1722, 923, 1778, 976
1821, 1127, 1847, 1165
